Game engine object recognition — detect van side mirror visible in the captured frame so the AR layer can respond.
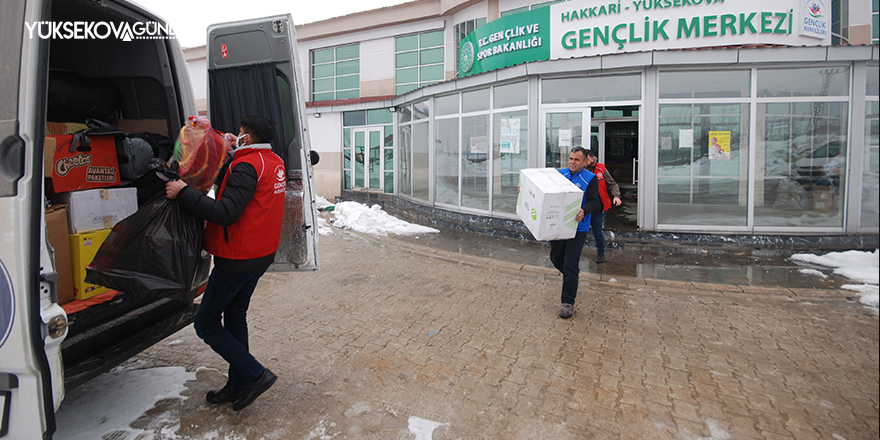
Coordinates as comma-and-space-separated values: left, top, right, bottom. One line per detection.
310, 150, 320, 166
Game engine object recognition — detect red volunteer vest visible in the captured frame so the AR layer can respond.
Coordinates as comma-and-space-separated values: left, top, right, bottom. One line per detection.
204, 147, 286, 260
592, 163, 612, 212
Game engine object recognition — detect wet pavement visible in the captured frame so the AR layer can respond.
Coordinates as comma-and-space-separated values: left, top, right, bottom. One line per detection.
391, 225, 851, 290
61, 226, 878, 440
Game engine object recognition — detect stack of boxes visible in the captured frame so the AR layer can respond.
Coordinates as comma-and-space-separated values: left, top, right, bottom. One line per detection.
43, 120, 164, 304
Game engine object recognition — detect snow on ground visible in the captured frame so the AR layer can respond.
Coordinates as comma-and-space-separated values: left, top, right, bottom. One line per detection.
408, 416, 447, 440
55, 366, 195, 440
318, 199, 439, 237
791, 249, 879, 310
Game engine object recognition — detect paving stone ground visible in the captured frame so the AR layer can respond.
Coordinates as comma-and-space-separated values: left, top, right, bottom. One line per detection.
121, 229, 879, 440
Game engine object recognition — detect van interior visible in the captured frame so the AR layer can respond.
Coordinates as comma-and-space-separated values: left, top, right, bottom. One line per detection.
45, 0, 208, 389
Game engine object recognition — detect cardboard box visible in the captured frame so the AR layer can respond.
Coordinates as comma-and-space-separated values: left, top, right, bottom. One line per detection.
58, 187, 138, 234
44, 137, 56, 177
69, 228, 112, 300
516, 168, 584, 241
45, 204, 75, 305
813, 186, 833, 212
46, 134, 120, 194
116, 119, 169, 138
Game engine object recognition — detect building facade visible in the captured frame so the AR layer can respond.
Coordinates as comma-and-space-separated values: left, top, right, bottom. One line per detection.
186, 0, 879, 237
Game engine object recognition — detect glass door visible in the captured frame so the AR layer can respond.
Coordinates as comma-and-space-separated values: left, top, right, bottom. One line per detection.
352, 128, 383, 190
543, 110, 590, 168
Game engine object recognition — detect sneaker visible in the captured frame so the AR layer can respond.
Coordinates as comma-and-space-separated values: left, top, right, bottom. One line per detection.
232, 368, 277, 411
596, 253, 606, 264
206, 383, 241, 404
559, 303, 574, 319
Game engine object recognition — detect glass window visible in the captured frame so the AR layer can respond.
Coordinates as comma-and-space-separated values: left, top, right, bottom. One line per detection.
501, 6, 529, 16
873, 0, 879, 44
310, 44, 359, 101
494, 110, 529, 213
343, 127, 351, 190
399, 124, 412, 195
660, 71, 750, 99
384, 124, 394, 191
367, 108, 393, 125
343, 110, 366, 127
461, 114, 490, 210
413, 100, 430, 120
861, 100, 879, 229
542, 75, 641, 103
454, 18, 488, 74
868, 65, 879, 96
758, 67, 850, 97
502, 0, 564, 17
420, 30, 444, 48
396, 35, 418, 52
754, 101, 848, 228
435, 94, 459, 116
435, 118, 460, 205
396, 30, 445, 94
494, 81, 528, 108
657, 104, 750, 227
399, 105, 412, 123
462, 88, 490, 113
413, 121, 430, 201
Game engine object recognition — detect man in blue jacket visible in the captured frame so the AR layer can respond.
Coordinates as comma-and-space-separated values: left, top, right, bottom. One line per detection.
551, 146, 603, 319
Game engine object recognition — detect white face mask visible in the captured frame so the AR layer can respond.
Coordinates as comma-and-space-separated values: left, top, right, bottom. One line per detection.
236, 133, 248, 148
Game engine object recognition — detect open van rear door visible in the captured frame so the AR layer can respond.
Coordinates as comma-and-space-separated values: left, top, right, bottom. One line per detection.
0, 1, 65, 438
206, 15, 319, 271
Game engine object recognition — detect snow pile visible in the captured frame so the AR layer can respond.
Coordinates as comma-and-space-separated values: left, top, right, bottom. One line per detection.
317, 216, 334, 236
791, 249, 879, 309
329, 201, 439, 237
314, 195, 334, 211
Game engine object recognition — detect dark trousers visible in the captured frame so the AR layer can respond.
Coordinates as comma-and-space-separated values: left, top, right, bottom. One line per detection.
590, 210, 606, 254
549, 231, 589, 305
194, 266, 268, 392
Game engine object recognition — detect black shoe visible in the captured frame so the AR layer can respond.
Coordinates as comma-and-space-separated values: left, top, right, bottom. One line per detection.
559, 303, 573, 319
206, 383, 241, 404
596, 253, 606, 264
232, 368, 277, 411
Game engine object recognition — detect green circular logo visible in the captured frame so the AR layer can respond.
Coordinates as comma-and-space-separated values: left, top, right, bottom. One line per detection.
460, 41, 475, 74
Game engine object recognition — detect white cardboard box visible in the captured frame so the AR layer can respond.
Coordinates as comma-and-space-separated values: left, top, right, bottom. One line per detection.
59, 187, 138, 234
516, 168, 584, 241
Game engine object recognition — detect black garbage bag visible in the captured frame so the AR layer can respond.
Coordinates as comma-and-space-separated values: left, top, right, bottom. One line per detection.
85, 189, 203, 298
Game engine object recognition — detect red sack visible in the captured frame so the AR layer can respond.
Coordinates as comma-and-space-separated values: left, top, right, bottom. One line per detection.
46, 133, 120, 194
174, 116, 233, 192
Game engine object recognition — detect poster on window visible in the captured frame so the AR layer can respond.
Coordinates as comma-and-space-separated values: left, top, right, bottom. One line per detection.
708, 131, 731, 160
558, 129, 572, 148
500, 118, 521, 154
470, 135, 488, 154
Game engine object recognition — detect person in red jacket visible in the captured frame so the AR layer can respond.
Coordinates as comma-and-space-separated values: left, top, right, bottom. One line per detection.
583, 149, 621, 264
165, 116, 285, 411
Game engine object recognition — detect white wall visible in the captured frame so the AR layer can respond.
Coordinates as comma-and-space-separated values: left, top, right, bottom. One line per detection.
360, 37, 395, 82
306, 112, 344, 199
188, 58, 207, 102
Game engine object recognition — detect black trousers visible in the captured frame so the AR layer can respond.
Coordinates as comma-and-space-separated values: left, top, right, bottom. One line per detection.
549, 231, 588, 305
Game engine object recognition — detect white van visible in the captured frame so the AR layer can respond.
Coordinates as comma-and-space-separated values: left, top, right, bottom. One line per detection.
0, 1, 318, 437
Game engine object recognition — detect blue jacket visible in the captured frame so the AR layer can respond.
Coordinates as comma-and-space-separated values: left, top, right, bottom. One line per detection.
558, 168, 603, 232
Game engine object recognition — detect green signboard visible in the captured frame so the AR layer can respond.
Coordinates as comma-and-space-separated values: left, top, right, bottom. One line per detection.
459, 8, 551, 78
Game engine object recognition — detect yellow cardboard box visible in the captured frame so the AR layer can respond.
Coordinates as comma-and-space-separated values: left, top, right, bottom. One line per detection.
69, 228, 112, 300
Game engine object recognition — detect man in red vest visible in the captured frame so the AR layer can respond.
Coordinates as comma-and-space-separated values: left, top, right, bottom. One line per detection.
165, 116, 285, 411
584, 149, 621, 264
